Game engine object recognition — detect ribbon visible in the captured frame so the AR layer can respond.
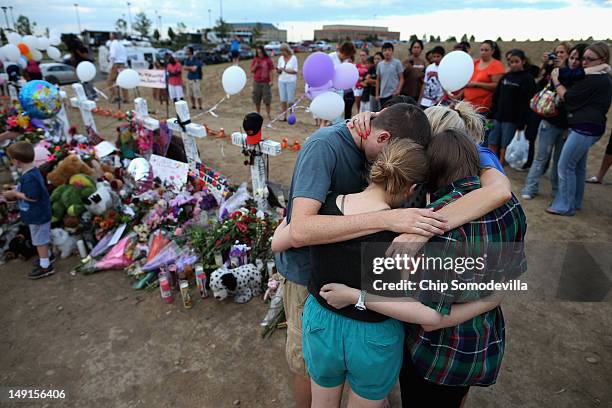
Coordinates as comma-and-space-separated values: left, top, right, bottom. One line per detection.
175, 112, 191, 132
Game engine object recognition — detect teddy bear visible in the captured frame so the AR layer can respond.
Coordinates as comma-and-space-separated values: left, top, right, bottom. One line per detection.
4, 224, 36, 261
50, 174, 96, 222
210, 259, 264, 304
50, 228, 77, 259
47, 155, 96, 187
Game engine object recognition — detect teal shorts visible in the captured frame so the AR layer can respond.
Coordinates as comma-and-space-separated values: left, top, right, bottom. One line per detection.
302, 295, 404, 401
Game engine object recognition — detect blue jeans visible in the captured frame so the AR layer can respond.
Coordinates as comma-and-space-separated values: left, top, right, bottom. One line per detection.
549, 129, 601, 213
522, 120, 565, 197
488, 121, 517, 149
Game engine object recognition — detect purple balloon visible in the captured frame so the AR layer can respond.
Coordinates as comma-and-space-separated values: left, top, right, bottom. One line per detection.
287, 112, 296, 125
303, 52, 335, 88
306, 80, 333, 100
333, 62, 359, 90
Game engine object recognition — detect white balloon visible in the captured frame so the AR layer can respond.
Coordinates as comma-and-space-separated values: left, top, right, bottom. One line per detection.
76, 61, 96, 82
18, 56, 28, 69
46, 46, 61, 61
221, 66, 247, 95
31, 49, 43, 62
36, 37, 50, 51
7, 32, 22, 45
49, 36, 61, 46
116, 68, 140, 89
22, 35, 37, 49
2, 44, 20, 62
309, 91, 345, 121
438, 51, 475, 93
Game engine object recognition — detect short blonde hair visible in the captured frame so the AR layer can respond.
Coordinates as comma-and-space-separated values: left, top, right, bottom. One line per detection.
280, 43, 293, 55
424, 102, 485, 144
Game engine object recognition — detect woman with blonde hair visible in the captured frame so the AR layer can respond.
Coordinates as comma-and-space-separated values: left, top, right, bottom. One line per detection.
277, 43, 299, 121
424, 101, 504, 172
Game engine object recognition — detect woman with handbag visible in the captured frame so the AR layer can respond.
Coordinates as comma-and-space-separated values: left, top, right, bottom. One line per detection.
521, 43, 587, 199
547, 43, 612, 215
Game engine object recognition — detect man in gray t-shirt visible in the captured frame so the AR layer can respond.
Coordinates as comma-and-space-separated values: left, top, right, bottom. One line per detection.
376, 42, 404, 109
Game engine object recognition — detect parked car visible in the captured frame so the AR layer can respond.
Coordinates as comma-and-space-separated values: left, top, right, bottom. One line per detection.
173, 49, 189, 63
311, 41, 332, 52
156, 48, 174, 60
40, 63, 78, 85
264, 41, 281, 54
239, 44, 254, 59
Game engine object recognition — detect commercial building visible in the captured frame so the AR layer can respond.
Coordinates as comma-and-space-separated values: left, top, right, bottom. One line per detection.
314, 24, 400, 41
228, 23, 287, 43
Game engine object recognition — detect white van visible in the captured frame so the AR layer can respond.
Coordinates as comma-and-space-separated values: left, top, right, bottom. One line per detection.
98, 41, 157, 74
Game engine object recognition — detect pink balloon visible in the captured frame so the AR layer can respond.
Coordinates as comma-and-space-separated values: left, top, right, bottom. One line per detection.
333, 62, 359, 90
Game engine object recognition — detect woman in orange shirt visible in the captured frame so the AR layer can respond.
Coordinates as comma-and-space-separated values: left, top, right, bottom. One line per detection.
463, 40, 506, 114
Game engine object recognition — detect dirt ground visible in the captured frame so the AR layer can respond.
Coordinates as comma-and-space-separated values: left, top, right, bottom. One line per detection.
1, 42, 611, 407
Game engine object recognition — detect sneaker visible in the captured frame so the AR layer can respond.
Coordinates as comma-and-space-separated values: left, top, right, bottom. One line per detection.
521, 193, 535, 200
32, 253, 56, 267
28, 265, 55, 280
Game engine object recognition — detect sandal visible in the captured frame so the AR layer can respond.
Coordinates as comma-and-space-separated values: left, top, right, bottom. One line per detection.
586, 176, 602, 184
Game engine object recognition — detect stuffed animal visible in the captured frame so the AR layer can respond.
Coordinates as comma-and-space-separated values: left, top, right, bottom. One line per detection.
50, 175, 96, 222
50, 228, 77, 259
82, 181, 117, 216
47, 155, 96, 187
4, 224, 36, 260
210, 259, 264, 304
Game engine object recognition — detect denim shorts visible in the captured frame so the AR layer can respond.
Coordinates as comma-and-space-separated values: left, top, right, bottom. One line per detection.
278, 80, 297, 103
302, 295, 404, 401
29, 222, 51, 246
488, 121, 517, 148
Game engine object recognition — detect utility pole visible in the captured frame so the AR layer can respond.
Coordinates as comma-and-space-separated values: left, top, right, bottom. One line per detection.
1, 7, 9, 30
74, 3, 82, 34
8, 6, 15, 29
126, 1, 132, 35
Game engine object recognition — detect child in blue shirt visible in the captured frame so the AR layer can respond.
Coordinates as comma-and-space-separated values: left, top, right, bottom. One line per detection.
3, 142, 54, 279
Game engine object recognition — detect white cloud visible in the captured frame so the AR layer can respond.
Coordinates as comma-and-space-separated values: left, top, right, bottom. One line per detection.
281, 5, 612, 41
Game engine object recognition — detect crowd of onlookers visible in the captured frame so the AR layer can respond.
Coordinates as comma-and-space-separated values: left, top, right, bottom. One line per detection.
2, 36, 610, 216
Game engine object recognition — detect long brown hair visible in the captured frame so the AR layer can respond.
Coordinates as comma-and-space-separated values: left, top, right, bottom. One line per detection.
426, 129, 480, 192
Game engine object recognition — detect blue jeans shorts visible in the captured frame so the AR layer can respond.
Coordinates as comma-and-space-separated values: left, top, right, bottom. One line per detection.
302, 295, 404, 401
489, 121, 518, 148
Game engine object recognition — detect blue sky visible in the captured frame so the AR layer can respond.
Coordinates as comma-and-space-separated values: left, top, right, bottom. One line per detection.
6, 0, 612, 41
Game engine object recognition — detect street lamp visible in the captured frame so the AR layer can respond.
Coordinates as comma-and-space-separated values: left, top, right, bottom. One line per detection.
126, 2, 132, 35
208, 9, 212, 29
74, 3, 82, 34
0, 7, 9, 30
219, 0, 223, 21
8, 6, 15, 29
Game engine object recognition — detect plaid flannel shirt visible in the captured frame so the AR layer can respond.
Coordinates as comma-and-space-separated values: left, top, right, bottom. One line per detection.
405, 176, 527, 387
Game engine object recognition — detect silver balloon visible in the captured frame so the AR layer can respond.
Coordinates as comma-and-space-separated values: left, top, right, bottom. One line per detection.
127, 158, 151, 182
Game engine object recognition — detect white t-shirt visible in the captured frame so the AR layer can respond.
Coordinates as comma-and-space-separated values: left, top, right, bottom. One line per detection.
328, 51, 343, 67
277, 55, 298, 83
109, 40, 128, 65
420, 63, 444, 107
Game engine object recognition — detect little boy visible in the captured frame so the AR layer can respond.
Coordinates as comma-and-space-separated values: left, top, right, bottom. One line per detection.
419, 46, 446, 109
3, 142, 54, 279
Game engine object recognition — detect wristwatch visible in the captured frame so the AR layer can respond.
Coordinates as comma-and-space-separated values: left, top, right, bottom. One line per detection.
355, 290, 367, 311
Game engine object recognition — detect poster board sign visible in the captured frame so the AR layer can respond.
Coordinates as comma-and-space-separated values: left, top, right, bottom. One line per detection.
149, 154, 189, 191
135, 69, 166, 89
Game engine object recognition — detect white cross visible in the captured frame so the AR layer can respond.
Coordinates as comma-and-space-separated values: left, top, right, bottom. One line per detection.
231, 132, 281, 211
54, 90, 71, 141
167, 100, 207, 170
133, 97, 159, 131
69, 83, 97, 133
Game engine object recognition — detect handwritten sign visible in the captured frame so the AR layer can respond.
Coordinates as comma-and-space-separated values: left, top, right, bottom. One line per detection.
135, 69, 166, 89
149, 154, 189, 191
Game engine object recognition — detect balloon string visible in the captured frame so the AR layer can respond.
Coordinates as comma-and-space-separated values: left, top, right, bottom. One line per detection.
192, 96, 227, 119
266, 93, 307, 128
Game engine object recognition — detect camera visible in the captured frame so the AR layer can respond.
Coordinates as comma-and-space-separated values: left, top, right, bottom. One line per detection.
548, 52, 557, 61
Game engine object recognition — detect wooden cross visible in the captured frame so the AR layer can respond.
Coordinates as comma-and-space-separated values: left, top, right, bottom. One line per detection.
231, 132, 281, 211
167, 100, 207, 170
69, 83, 97, 133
